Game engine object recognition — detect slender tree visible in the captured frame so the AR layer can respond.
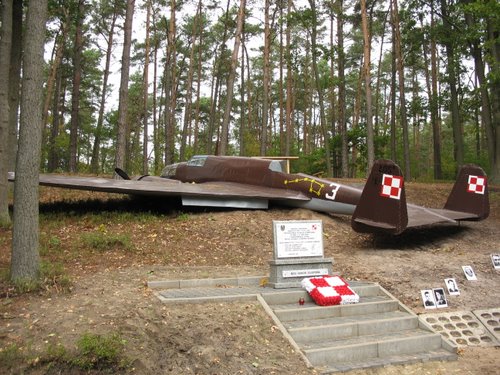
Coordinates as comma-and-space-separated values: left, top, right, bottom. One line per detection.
164, 0, 177, 165
69, 0, 86, 173
142, 0, 151, 173
6, 0, 21, 173
219, 0, 246, 155
360, 0, 374, 172
0, 0, 13, 225
336, 0, 348, 177
307, 0, 332, 175
391, 0, 411, 178
91, 0, 120, 173
115, 0, 135, 172
261, 0, 271, 156
440, 0, 464, 168
11, 0, 48, 283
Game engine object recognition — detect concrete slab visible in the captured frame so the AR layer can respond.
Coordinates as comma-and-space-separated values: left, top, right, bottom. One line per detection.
420, 310, 498, 347
473, 308, 500, 343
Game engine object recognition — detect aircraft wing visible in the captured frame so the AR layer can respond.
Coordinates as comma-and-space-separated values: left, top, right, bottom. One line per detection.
406, 204, 481, 228
7, 172, 310, 209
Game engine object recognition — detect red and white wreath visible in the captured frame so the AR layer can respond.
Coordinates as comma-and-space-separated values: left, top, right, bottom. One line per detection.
301, 276, 359, 306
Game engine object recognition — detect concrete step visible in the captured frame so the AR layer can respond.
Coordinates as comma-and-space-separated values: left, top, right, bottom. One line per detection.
284, 310, 410, 330
261, 283, 382, 306
300, 328, 433, 350
275, 299, 400, 322
320, 348, 457, 374
262, 281, 457, 372
304, 331, 443, 366
289, 315, 418, 344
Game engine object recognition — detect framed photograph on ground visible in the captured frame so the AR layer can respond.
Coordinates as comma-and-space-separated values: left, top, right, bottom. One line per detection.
491, 254, 500, 270
444, 278, 460, 296
421, 289, 436, 309
433, 288, 448, 308
462, 265, 477, 280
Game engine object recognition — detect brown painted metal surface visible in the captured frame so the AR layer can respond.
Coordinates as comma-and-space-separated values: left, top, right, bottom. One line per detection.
7, 155, 490, 235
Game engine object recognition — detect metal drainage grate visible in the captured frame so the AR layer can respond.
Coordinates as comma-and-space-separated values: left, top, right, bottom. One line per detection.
420, 310, 498, 347
473, 308, 500, 343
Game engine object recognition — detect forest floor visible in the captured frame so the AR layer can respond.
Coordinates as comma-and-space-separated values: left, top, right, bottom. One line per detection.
0, 178, 499, 374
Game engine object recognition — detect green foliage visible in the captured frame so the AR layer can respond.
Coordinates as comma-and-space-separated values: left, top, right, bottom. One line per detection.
32, 332, 128, 372
40, 261, 72, 293
80, 231, 133, 252
0, 344, 24, 370
176, 213, 190, 222
72, 332, 127, 370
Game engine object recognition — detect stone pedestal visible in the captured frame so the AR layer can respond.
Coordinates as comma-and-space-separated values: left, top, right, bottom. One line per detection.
268, 257, 334, 289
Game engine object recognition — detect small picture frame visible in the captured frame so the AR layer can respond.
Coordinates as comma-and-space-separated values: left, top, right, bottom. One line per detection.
421, 289, 436, 309
491, 254, 500, 270
433, 288, 448, 308
444, 278, 460, 296
462, 265, 477, 280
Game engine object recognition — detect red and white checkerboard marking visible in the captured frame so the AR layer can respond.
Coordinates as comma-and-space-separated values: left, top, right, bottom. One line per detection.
380, 174, 403, 200
301, 276, 359, 306
467, 175, 486, 195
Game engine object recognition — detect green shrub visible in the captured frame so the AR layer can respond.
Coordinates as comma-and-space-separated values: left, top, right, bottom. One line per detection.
40, 261, 72, 293
0, 344, 24, 370
80, 231, 133, 252
72, 332, 127, 370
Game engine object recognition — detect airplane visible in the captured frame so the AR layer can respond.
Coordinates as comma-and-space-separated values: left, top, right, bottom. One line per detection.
7, 155, 489, 235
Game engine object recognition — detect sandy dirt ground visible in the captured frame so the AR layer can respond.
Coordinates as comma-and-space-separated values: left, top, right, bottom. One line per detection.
0, 180, 499, 374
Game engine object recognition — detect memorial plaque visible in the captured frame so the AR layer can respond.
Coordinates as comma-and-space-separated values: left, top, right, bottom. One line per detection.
273, 220, 323, 259
282, 268, 329, 278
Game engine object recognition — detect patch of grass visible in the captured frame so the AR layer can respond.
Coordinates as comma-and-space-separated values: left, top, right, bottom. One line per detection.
40, 261, 72, 293
12, 277, 40, 294
1, 261, 71, 296
176, 212, 190, 221
80, 231, 133, 252
0, 344, 24, 370
72, 332, 128, 370
40, 234, 62, 256
32, 333, 129, 373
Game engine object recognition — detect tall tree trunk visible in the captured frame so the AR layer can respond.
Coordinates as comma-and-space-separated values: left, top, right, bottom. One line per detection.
429, 12, 442, 178
8, 0, 22, 172
374, 10, 389, 137
152, 11, 160, 174
239, 29, 246, 156
361, 0, 374, 173
486, 18, 500, 183
391, 0, 411, 179
91, 1, 118, 173
42, 8, 69, 138
337, 0, 348, 177
48, 67, 63, 172
142, 0, 151, 173
164, 0, 176, 164
206, 2, 228, 156
390, 26, 397, 162
328, 4, 338, 174
261, 0, 271, 156
69, 0, 85, 173
11, 0, 48, 282
308, 0, 332, 175
115, 0, 135, 172
285, 0, 293, 156
180, 3, 201, 161
193, 0, 203, 155
440, 0, 464, 168
279, 1, 285, 155
219, 0, 246, 155
0, 0, 13, 225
